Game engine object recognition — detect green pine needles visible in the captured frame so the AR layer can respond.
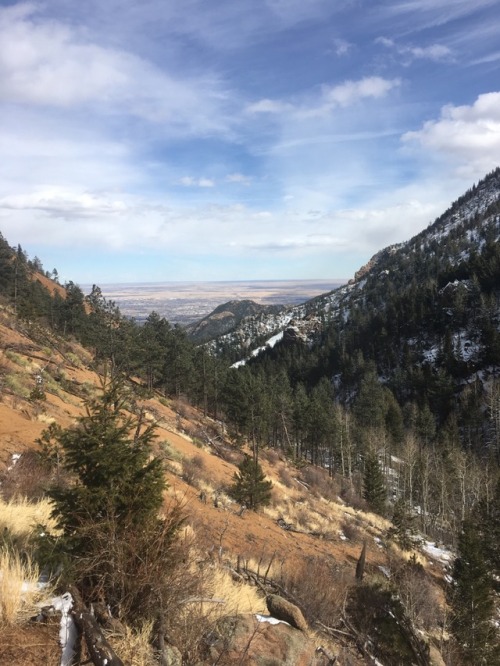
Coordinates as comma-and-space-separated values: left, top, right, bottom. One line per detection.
362, 451, 387, 516
450, 519, 500, 665
229, 455, 272, 510
39, 379, 185, 620
46, 380, 165, 540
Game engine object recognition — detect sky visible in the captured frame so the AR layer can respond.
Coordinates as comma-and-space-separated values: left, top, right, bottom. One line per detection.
1, 0, 500, 284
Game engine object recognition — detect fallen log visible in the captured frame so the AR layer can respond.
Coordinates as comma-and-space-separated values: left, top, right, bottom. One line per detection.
69, 587, 123, 666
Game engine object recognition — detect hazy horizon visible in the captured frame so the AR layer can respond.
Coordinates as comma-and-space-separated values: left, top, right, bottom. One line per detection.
95, 278, 348, 325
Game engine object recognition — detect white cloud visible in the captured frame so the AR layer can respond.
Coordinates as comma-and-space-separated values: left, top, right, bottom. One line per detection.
0, 188, 128, 218
247, 76, 400, 121
402, 92, 500, 178
321, 76, 400, 108
179, 177, 215, 187
246, 99, 294, 114
226, 173, 252, 185
376, 36, 453, 63
332, 38, 353, 56
0, 3, 234, 137
199, 178, 215, 188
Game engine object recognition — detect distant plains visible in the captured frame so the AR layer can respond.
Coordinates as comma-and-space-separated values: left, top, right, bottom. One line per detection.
92, 279, 348, 326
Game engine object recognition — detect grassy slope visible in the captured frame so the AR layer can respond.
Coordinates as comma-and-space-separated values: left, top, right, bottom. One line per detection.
0, 305, 449, 664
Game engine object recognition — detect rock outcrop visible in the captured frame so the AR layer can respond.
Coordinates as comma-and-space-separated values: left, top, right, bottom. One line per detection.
205, 614, 331, 666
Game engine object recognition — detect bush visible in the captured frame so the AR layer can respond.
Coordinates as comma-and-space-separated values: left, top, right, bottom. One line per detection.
347, 578, 430, 665
277, 466, 294, 488
182, 454, 206, 486
301, 466, 339, 501
0, 450, 54, 501
280, 556, 351, 627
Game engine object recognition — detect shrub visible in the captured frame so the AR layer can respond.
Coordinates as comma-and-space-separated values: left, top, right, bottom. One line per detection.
277, 466, 294, 488
341, 518, 363, 543
280, 556, 351, 627
182, 454, 206, 486
301, 466, 339, 501
347, 578, 430, 665
0, 450, 54, 501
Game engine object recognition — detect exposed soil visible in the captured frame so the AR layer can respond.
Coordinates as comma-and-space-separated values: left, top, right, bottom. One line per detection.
0, 623, 61, 666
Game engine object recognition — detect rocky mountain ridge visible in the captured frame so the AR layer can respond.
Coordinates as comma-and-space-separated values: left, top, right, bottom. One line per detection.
185, 299, 284, 344
210, 168, 500, 384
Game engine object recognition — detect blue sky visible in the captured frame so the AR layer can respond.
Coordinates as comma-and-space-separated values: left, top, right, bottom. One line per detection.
1, 0, 499, 284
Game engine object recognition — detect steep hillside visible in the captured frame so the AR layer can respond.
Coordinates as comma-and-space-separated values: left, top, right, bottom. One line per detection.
0, 301, 454, 665
185, 299, 284, 344
216, 168, 500, 427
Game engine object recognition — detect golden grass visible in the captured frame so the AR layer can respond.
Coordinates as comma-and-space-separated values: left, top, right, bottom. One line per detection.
263, 496, 342, 537
0, 497, 58, 539
0, 551, 49, 625
109, 621, 156, 666
202, 565, 266, 616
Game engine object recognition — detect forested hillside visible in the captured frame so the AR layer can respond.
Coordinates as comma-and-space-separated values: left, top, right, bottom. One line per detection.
0, 169, 500, 665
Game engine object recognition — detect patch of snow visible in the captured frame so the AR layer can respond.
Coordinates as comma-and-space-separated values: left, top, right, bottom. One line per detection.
422, 541, 453, 565
52, 593, 78, 666
256, 614, 290, 626
231, 331, 285, 368
7, 453, 21, 471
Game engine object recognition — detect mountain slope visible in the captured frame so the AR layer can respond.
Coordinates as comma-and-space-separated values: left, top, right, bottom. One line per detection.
185, 299, 284, 344
0, 300, 453, 666
218, 168, 500, 400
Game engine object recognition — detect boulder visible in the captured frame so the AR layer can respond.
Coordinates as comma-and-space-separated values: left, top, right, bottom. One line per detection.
266, 594, 309, 633
207, 615, 330, 666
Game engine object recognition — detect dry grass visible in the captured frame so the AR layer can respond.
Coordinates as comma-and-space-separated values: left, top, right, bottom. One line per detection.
202, 565, 266, 616
0, 497, 57, 540
109, 622, 156, 666
263, 496, 341, 537
0, 551, 49, 625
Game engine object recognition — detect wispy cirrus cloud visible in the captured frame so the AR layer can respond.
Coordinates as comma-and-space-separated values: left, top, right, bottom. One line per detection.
377, 0, 498, 30
376, 36, 454, 64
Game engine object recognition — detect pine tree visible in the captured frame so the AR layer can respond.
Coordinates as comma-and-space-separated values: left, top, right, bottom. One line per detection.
449, 520, 500, 665
40, 379, 181, 618
47, 380, 165, 537
362, 451, 386, 515
229, 455, 272, 510
389, 498, 418, 551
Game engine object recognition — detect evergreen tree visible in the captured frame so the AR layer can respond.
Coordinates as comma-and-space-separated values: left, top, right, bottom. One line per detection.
389, 499, 418, 551
40, 380, 178, 617
449, 520, 500, 665
229, 455, 272, 510
363, 451, 386, 515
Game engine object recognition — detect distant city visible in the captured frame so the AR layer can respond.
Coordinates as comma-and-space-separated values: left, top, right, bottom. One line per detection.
92, 279, 347, 326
